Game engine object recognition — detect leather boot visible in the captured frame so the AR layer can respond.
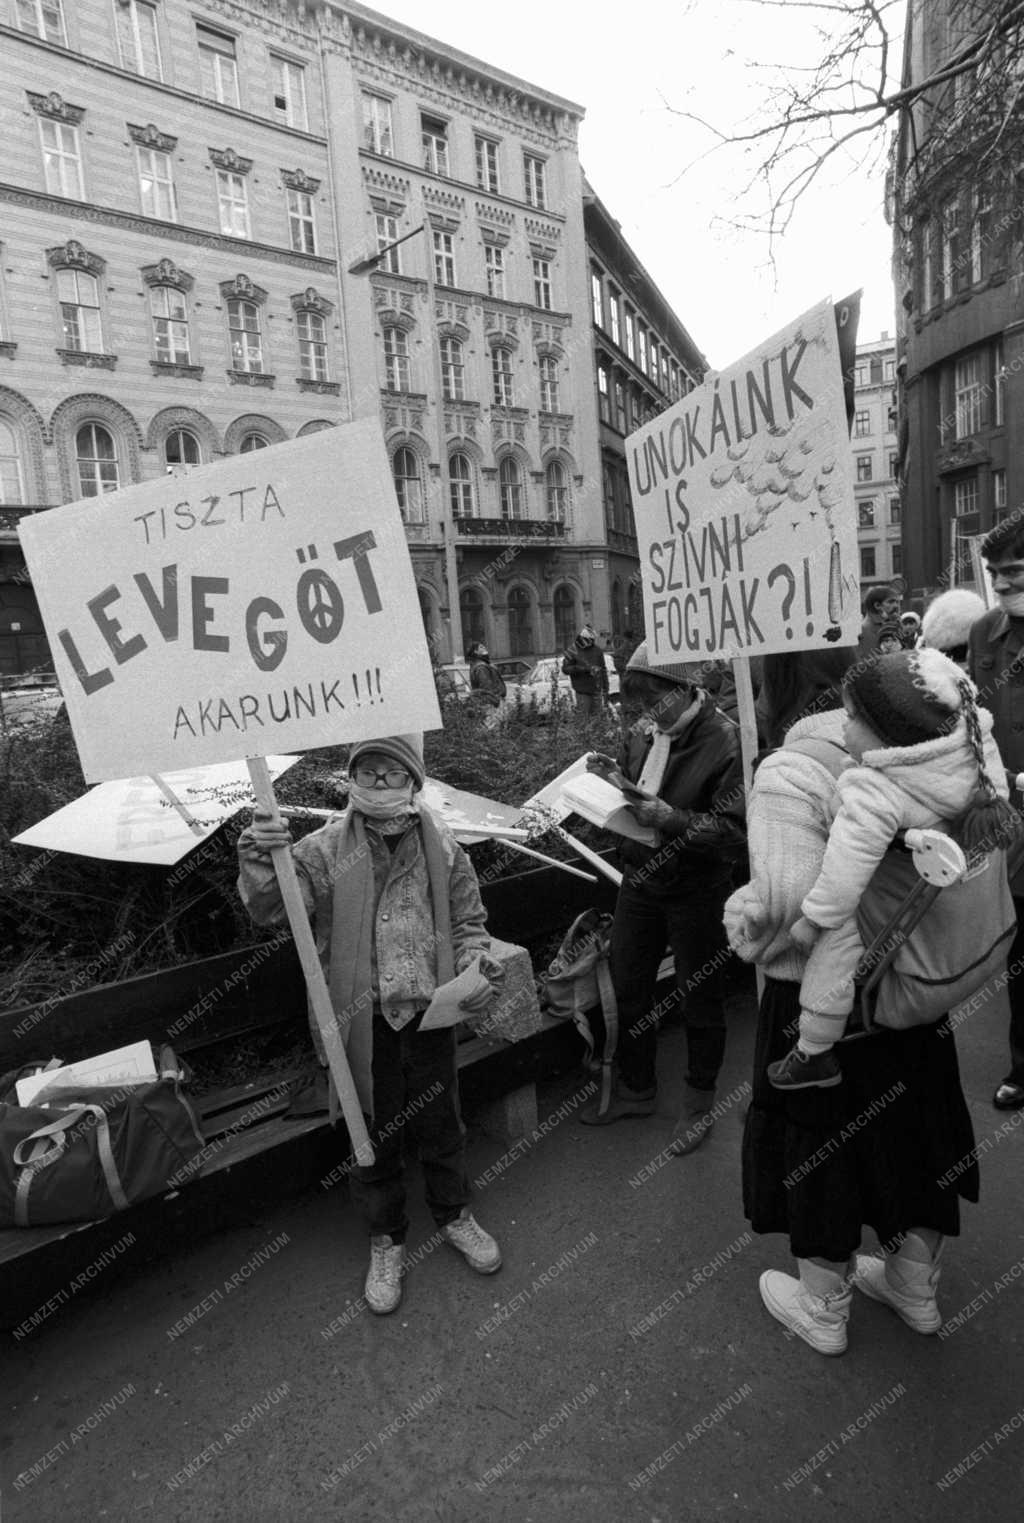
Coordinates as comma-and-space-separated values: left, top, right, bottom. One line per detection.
853, 1232, 944, 1333
760, 1258, 852, 1355
668, 1084, 716, 1155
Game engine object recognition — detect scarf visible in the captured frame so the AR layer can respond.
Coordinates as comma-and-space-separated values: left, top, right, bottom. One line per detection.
637, 691, 704, 794
325, 803, 454, 1118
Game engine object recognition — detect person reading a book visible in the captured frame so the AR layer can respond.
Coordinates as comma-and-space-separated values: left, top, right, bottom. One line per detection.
579, 644, 746, 1152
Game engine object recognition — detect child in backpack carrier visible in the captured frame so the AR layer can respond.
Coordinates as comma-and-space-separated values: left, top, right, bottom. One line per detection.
767, 649, 1019, 1090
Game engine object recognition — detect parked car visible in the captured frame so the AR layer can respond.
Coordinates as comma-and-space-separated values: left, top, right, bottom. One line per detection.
499, 654, 619, 719
434, 662, 473, 702
494, 658, 532, 683
0, 672, 62, 729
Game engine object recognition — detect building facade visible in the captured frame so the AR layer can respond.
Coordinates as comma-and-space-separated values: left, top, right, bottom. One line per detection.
851, 334, 902, 590
584, 184, 706, 649
890, 0, 1024, 601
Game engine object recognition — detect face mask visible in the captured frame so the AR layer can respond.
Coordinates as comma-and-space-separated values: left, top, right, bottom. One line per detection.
347, 782, 416, 819
997, 590, 1024, 617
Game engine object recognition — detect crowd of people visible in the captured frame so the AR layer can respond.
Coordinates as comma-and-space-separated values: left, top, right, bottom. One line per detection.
236, 514, 1024, 1350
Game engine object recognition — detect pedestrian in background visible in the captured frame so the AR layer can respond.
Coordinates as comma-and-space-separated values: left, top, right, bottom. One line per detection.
899, 610, 922, 648
562, 625, 609, 719
467, 643, 506, 709
858, 585, 902, 656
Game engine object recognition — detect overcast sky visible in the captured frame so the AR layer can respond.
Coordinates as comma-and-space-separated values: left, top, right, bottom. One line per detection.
365, 0, 905, 368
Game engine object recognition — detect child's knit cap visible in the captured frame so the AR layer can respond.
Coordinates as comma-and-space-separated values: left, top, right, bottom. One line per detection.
844, 648, 971, 747
348, 733, 425, 789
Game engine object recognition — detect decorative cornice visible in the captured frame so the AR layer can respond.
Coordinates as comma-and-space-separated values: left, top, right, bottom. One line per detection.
476, 202, 514, 226
362, 164, 412, 198
426, 210, 461, 234
128, 122, 177, 154
47, 239, 105, 276
57, 349, 117, 370
525, 217, 561, 243
368, 192, 406, 217
228, 370, 275, 387
378, 308, 416, 333
209, 147, 253, 176
290, 286, 334, 315
0, 183, 336, 273
296, 378, 340, 395
479, 224, 510, 248
149, 361, 204, 380
424, 186, 465, 215
27, 90, 84, 125
529, 240, 557, 261
281, 168, 321, 195
219, 273, 268, 304
141, 257, 193, 292
437, 320, 470, 343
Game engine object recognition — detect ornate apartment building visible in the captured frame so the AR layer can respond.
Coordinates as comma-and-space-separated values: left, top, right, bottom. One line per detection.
0, 0, 704, 674
851, 334, 902, 589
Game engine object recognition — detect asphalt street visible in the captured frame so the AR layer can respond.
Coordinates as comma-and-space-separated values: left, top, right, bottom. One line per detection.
4, 980, 1023, 1523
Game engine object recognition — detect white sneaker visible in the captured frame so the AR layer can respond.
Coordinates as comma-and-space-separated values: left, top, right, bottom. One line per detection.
853, 1235, 943, 1333
759, 1268, 851, 1356
365, 1234, 404, 1315
442, 1209, 502, 1274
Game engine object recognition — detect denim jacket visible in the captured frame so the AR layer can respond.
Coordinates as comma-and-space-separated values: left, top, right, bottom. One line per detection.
237, 809, 490, 1030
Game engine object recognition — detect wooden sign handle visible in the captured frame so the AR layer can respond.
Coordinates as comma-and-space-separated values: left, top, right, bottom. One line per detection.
732, 656, 765, 1000
246, 757, 374, 1166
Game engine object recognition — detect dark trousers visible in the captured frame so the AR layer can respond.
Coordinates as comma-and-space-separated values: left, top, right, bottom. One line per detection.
575, 692, 603, 720
610, 873, 729, 1093
349, 1008, 468, 1243
1006, 898, 1024, 1084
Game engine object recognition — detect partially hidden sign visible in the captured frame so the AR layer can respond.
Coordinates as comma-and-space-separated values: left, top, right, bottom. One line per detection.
18, 423, 442, 781
627, 298, 861, 663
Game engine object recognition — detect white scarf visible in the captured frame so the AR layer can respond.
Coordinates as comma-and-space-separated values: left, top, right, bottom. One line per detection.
637, 691, 703, 794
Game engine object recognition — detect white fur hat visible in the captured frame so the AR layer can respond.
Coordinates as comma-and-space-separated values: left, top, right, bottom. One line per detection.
921, 589, 987, 654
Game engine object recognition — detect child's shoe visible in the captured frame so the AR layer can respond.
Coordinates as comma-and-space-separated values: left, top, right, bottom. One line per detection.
365, 1234, 404, 1315
442, 1209, 502, 1274
767, 1045, 842, 1090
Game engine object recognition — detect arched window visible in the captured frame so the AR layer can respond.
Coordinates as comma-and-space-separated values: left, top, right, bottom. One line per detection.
383, 327, 410, 392
392, 446, 423, 522
75, 423, 119, 497
165, 429, 200, 468
440, 337, 464, 402
449, 452, 474, 517
491, 346, 514, 407
0, 419, 25, 505
553, 584, 576, 652
498, 456, 523, 519
545, 460, 568, 521
539, 355, 559, 413
460, 586, 485, 653
240, 432, 269, 452
297, 309, 328, 381
507, 586, 533, 657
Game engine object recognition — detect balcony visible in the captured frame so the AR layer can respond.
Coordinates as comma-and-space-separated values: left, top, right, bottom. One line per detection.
455, 517, 566, 541
0, 504, 49, 541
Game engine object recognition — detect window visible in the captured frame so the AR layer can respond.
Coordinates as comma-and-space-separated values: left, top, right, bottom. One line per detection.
286, 188, 316, 254
523, 154, 545, 208
297, 310, 327, 380
40, 119, 83, 199
421, 115, 449, 176
884, 358, 895, 381
854, 410, 871, 437
227, 298, 262, 373
608, 292, 620, 348
76, 423, 119, 497
507, 586, 532, 656
860, 545, 876, 579
165, 429, 200, 467
362, 93, 393, 156
460, 587, 485, 653
382, 327, 409, 392
150, 286, 190, 364
615, 377, 626, 432
624, 309, 636, 362
533, 258, 552, 310
239, 432, 268, 452
449, 452, 474, 517
16, 0, 65, 43
492, 347, 514, 407
955, 353, 983, 439
475, 136, 499, 193
272, 57, 307, 130
591, 273, 603, 327
0, 420, 25, 504
858, 500, 875, 528
889, 451, 899, 478
539, 355, 559, 413
954, 476, 979, 517
637, 327, 648, 375
553, 584, 575, 652
995, 337, 1005, 426
392, 446, 423, 523
942, 197, 965, 298
971, 188, 991, 285
649, 339, 660, 386
545, 460, 568, 521
197, 26, 239, 108
499, 456, 523, 518
376, 214, 400, 274
856, 455, 872, 483
485, 245, 505, 300
137, 147, 176, 220
433, 229, 455, 287
889, 497, 901, 525
217, 171, 250, 239
994, 469, 1007, 515
116, 0, 162, 79
597, 362, 610, 423
891, 544, 903, 576
57, 267, 102, 352
440, 337, 464, 401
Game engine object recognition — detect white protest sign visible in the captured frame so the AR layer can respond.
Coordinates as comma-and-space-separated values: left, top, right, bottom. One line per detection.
627, 298, 860, 662
18, 423, 441, 781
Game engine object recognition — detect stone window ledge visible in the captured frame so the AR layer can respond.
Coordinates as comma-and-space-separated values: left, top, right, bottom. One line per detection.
57, 349, 117, 369
150, 361, 204, 380
296, 378, 340, 395
227, 370, 275, 388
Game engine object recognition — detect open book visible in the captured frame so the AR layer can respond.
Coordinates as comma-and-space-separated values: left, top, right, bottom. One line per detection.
559, 773, 658, 845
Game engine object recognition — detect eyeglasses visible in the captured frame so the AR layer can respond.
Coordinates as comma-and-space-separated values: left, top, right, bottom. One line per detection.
352, 765, 412, 789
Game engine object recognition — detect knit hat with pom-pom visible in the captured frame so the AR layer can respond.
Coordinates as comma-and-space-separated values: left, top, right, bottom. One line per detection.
844, 648, 971, 748
920, 588, 987, 657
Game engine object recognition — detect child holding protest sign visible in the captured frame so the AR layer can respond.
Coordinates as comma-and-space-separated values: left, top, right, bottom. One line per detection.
236, 733, 504, 1315
767, 650, 1017, 1090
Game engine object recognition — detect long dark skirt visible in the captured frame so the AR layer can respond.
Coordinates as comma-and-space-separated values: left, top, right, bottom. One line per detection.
742, 977, 980, 1261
